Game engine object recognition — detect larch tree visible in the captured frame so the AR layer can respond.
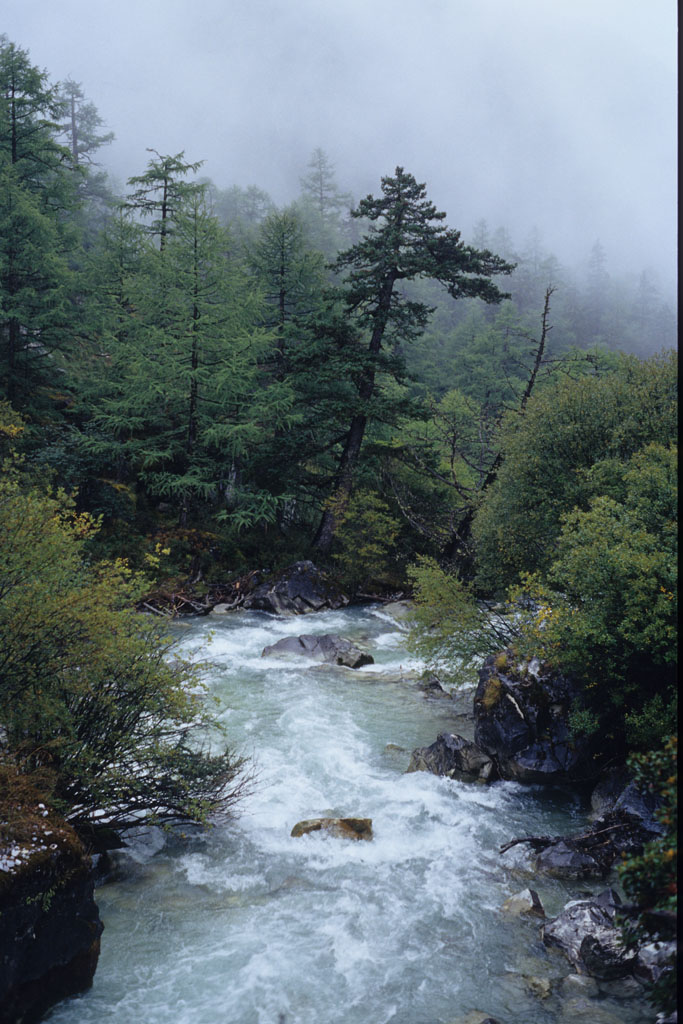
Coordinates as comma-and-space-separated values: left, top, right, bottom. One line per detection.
58, 77, 114, 167
248, 204, 325, 376
313, 167, 515, 554
126, 149, 203, 250
0, 37, 79, 412
87, 187, 293, 530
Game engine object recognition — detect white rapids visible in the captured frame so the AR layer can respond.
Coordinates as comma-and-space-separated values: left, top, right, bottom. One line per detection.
46, 605, 652, 1024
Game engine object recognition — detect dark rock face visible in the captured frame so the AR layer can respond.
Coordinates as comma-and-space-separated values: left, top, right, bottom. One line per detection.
0, 821, 103, 1024
261, 634, 373, 669
407, 733, 496, 782
589, 767, 633, 818
542, 889, 637, 980
533, 839, 606, 880
503, 803, 666, 880
473, 651, 597, 784
243, 561, 348, 615
290, 817, 373, 840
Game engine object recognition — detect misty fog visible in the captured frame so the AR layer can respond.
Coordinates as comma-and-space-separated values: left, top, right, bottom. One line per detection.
3, 0, 677, 290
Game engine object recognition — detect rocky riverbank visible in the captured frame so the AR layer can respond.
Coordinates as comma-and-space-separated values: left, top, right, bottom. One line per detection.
0, 809, 102, 1024
408, 648, 677, 1020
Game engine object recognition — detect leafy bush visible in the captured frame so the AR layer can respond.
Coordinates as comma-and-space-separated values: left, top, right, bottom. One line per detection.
472, 351, 677, 592
406, 556, 518, 686
0, 474, 247, 843
618, 736, 677, 1014
512, 443, 677, 751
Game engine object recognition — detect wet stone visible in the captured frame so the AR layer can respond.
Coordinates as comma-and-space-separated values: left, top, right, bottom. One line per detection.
501, 888, 546, 918
290, 817, 373, 841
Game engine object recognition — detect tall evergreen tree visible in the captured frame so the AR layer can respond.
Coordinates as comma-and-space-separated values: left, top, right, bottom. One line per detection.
57, 78, 114, 167
0, 38, 80, 412
313, 167, 515, 553
298, 147, 353, 257
248, 205, 325, 375
87, 188, 292, 529
126, 149, 203, 250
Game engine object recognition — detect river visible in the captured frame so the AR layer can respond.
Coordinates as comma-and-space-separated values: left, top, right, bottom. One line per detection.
46, 605, 651, 1024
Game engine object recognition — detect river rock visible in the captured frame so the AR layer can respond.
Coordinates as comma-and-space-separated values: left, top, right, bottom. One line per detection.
533, 839, 606, 880
417, 674, 450, 697
0, 816, 103, 1023
447, 1014, 504, 1024
382, 600, 414, 621
473, 651, 597, 784
589, 767, 633, 817
261, 634, 373, 668
560, 974, 600, 998
523, 974, 552, 999
542, 889, 637, 979
633, 940, 677, 988
501, 888, 545, 918
407, 733, 496, 782
290, 817, 373, 840
243, 561, 348, 615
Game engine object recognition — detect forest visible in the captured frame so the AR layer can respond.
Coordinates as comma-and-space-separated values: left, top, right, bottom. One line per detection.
0, 34, 677, 1020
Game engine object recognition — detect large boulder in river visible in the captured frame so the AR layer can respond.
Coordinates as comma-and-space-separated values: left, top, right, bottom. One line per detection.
262, 634, 373, 668
243, 561, 348, 615
290, 817, 373, 840
407, 733, 496, 782
473, 651, 596, 784
542, 889, 637, 979
0, 815, 103, 1024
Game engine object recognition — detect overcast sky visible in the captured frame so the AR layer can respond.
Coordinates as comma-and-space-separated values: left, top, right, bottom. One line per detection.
4, 0, 677, 287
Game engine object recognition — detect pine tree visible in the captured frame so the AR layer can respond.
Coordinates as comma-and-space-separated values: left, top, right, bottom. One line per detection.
313, 167, 515, 553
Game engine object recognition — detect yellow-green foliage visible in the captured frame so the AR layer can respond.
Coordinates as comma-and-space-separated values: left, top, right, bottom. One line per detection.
406, 556, 518, 686
331, 488, 400, 592
493, 651, 509, 672
480, 675, 503, 711
0, 473, 247, 838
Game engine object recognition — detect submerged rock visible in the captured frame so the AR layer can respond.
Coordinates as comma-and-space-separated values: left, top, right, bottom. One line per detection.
501, 888, 546, 918
0, 817, 103, 1024
473, 651, 597, 784
243, 561, 348, 615
290, 817, 373, 840
261, 634, 373, 668
542, 889, 637, 979
381, 600, 414, 621
407, 733, 496, 782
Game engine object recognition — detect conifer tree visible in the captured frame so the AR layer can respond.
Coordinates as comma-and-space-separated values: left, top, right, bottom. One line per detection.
313, 167, 515, 553
0, 38, 79, 412
248, 205, 325, 376
126, 149, 203, 250
87, 188, 293, 528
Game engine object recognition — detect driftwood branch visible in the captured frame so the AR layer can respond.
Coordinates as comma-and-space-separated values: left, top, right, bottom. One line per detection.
499, 821, 628, 856
141, 601, 171, 617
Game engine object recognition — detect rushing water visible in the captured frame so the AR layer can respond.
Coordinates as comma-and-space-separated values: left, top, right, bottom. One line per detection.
47, 606, 651, 1024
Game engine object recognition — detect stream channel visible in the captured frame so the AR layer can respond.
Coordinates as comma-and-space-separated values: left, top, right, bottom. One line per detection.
47, 604, 652, 1024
